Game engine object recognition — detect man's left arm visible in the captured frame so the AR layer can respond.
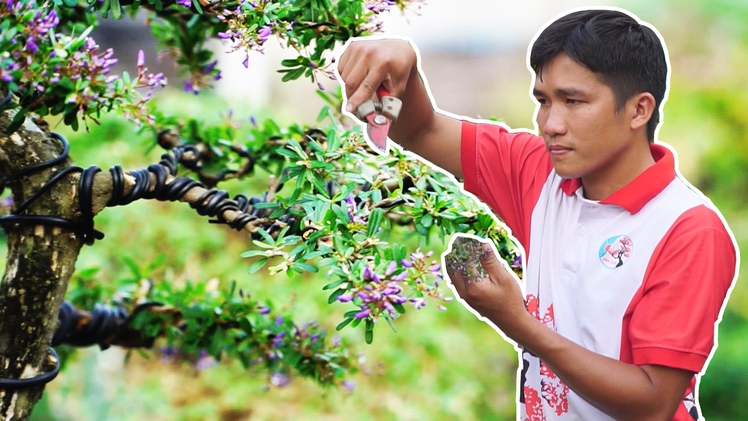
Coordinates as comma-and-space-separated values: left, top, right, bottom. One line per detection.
446, 222, 737, 421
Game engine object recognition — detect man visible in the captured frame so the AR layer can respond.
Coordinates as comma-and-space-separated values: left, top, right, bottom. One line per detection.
337, 8, 738, 421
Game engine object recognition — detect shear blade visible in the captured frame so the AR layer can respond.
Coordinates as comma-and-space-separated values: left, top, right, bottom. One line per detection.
365, 113, 391, 155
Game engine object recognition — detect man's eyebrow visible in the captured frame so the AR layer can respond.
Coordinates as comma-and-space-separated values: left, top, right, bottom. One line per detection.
532, 87, 587, 97
556, 87, 586, 97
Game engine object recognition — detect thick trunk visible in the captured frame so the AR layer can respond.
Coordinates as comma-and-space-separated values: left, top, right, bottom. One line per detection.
0, 111, 84, 420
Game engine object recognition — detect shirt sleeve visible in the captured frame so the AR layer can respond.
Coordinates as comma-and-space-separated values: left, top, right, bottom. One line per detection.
628, 205, 738, 373
460, 120, 553, 247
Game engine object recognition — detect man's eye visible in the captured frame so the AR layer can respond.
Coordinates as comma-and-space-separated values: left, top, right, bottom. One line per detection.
566, 99, 581, 105
536, 98, 547, 105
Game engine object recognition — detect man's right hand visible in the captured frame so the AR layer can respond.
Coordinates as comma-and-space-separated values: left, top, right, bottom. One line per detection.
337, 38, 417, 117
336, 37, 464, 179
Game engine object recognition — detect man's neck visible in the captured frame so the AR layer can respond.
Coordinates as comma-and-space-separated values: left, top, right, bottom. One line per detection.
581, 142, 656, 201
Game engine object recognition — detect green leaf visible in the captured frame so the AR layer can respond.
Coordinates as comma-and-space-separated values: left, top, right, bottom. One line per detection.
256, 228, 275, 245
5, 108, 27, 134
385, 315, 397, 332
327, 288, 346, 304
367, 208, 383, 237
281, 66, 305, 82
365, 319, 374, 344
239, 250, 265, 258
322, 278, 345, 290
121, 256, 142, 280
336, 317, 353, 331
415, 222, 429, 236
238, 316, 253, 334
317, 258, 337, 267
294, 262, 319, 273
247, 257, 268, 274
110, 0, 122, 19
422, 213, 433, 228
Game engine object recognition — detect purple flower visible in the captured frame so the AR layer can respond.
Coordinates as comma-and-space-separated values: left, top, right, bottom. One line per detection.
270, 372, 290, 387
257, 305, 270, 315
258, 26, 272, 42
337, 293, 353, 303
410, 298, 426, 310
354, 308, 371, 319
177, 0, 191, 7
242, 55, 249, 68
183, 81, 199, 95
137, 50, 145, 67
203, 60, 218, 73
385, 261, 397, 276
390, 271, 407, 282
0, 68, 13, 83
342, 380, 356, 391
196, 352, 217, 372
25, 39, 38, 54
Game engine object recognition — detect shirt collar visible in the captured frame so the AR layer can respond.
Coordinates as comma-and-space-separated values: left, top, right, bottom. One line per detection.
559, 143, 676, 214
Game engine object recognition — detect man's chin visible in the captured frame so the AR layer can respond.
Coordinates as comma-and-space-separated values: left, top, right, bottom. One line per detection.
551, 164, 582, 179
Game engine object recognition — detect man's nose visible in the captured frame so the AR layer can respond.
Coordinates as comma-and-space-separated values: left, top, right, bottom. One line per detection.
541, 107, 567, 137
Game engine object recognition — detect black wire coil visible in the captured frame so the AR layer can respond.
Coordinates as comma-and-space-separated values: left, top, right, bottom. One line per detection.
0, 132, 296, 245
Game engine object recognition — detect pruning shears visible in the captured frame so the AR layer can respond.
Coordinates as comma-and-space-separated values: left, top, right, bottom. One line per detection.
355, 86, 402, 155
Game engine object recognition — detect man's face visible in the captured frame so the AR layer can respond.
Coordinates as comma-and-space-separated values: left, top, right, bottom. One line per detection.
532, 53, 635, 181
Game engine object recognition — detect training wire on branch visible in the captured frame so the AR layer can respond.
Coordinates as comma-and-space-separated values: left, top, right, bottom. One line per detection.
0, 131, 297, 245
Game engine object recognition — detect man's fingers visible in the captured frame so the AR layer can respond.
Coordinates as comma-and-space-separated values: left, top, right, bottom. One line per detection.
444, 255, 469, 297
478, 242, 512, 283
345, 70, 386, 114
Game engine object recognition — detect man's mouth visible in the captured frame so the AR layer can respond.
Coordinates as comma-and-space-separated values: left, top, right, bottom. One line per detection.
547, 144, 573, 156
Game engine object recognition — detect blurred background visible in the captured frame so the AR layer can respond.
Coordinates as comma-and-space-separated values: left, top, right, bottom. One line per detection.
4, 0, 747, 420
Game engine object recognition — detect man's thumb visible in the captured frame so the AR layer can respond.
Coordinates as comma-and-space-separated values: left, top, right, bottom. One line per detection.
478, 242, 503, 275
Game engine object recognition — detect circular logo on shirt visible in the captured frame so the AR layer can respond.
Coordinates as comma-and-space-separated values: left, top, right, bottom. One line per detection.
599, 235, 633, 269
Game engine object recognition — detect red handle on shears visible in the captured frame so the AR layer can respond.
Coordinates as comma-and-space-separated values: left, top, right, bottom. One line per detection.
376, 86, 390, 99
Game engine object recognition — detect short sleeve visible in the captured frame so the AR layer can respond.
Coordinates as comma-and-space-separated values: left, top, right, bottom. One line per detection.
460, 120, 553, 247
628, 205, 738, 373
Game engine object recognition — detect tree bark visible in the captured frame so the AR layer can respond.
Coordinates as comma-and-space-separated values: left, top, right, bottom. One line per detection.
0, 111, 86, 420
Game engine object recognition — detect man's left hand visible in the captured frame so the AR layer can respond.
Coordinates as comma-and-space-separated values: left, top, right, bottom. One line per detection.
444, 235, 530, 340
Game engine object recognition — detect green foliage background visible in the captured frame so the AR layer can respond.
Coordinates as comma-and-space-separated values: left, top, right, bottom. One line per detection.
0, 0, 745, 420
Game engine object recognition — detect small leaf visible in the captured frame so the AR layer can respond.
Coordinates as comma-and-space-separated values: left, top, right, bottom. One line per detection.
5, 108, 27, 134
367, 209, 383, 237
322, 278, 345, 290
336, 318, 353, 331
385, 315, 397, 332
294, 262, 319, 273
238, 316, 253, 334
327, 288, 346, 304
365, 319, 374, 344
247, 257, 268, 274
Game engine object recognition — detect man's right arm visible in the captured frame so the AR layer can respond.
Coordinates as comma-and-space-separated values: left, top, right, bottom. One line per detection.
337, 38, 463, 178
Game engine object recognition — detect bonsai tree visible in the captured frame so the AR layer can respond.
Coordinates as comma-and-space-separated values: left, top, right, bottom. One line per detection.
0, 0, 523, 419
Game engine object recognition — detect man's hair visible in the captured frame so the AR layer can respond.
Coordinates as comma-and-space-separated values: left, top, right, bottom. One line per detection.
529, 9, 668, 142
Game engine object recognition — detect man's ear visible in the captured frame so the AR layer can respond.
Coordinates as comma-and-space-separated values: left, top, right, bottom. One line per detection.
630, 92, 656, 131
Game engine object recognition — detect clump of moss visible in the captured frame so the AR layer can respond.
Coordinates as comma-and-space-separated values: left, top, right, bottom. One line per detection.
445, 236, 493, 283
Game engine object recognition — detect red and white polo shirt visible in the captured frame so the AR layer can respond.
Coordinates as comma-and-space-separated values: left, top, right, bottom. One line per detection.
460, 120, 738, 421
